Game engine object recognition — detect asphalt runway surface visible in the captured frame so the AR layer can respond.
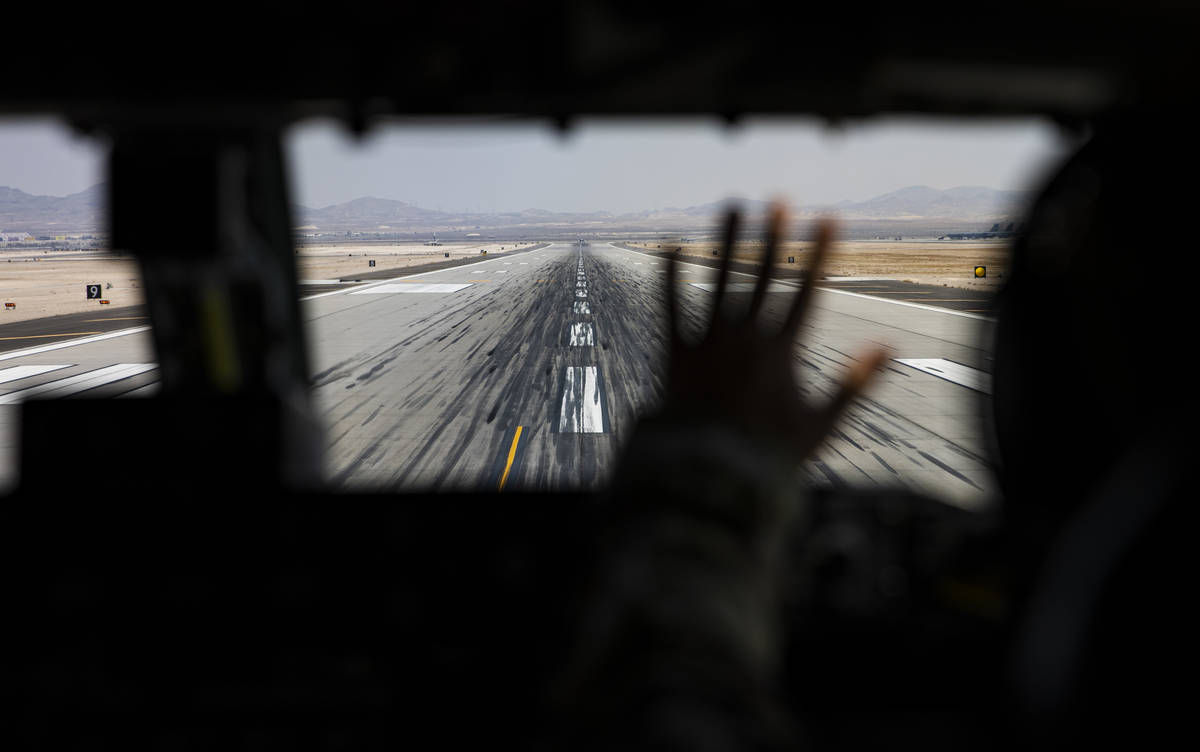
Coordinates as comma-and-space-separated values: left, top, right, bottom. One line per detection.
0, 306, 150, 354
0, 243, 1000, 508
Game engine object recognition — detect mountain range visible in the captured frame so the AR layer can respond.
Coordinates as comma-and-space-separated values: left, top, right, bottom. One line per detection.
0, 184, 105, 233
0, 184, 1029, 235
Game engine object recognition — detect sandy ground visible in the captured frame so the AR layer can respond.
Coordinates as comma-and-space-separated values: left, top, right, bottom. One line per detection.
0, 252, 145, 324
630, 239, 1011, 292
1, 240, 1009, 325
0, 242, 531, 325
294, 242, 533, 281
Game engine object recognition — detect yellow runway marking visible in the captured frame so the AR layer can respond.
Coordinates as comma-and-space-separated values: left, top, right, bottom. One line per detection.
0, 331, 103, 341
498, 425, 524, 491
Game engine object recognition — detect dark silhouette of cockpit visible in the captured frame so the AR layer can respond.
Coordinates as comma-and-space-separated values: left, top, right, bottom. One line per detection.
3, 4, 1197, 749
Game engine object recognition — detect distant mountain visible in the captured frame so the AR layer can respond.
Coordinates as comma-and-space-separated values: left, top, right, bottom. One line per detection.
0, 184, 105, 233
821, 185, 1028, 220
1, 184, 1028, 236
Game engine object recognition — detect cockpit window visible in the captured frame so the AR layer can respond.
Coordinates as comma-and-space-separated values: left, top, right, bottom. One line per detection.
286, 117, 1071, 507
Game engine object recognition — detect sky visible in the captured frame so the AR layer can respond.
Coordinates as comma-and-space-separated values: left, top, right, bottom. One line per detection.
0, 115, 1075, 214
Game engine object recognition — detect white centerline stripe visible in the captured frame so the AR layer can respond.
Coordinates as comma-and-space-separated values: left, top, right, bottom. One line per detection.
569, 322, 595, 346
573, 301, 591, 314
894, 358, 992, 394
558, 366, 605, 433
0, 363, 158, 405
0, 364, 72, 384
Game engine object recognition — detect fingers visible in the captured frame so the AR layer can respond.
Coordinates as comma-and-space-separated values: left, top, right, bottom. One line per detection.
782, 217, 833, 340
747, 202, 785, 322
708, 208, 740, 329
814, 345, 890, 435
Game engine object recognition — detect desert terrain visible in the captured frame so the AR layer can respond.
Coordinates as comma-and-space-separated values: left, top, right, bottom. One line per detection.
628, 239, 1010, 292
0, 239, 1009, 326
0, 250, 144, 324
293, 241, 529, 281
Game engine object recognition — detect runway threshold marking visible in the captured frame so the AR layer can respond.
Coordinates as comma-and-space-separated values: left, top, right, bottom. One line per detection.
498, 425, 524, 491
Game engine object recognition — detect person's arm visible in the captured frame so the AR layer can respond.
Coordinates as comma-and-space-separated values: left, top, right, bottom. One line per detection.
554, 206, 887, 751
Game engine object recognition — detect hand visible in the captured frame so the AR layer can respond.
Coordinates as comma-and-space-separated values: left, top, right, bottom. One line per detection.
661, 204, 888, 459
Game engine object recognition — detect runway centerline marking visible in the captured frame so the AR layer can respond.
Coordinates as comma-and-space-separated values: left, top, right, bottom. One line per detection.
569, 322, 595, 346
558, 366, 606, 433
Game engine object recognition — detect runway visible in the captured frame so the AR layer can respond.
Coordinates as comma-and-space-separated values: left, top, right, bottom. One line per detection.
0, 243, 999, 508
303, 242, 997, 508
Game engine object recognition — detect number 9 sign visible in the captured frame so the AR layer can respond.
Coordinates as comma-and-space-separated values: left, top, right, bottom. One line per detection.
86, 284, 102, 299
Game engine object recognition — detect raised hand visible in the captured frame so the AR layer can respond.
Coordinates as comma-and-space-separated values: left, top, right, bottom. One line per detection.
661, 203, 887, 459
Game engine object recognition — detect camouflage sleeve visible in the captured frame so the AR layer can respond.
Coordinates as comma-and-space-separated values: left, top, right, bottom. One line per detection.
553, 416, 807, 752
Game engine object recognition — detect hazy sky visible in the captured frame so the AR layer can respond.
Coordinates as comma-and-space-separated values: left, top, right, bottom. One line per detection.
1, 115, 1074, 214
